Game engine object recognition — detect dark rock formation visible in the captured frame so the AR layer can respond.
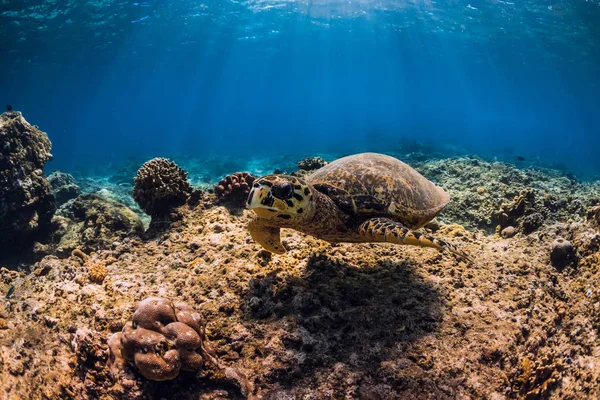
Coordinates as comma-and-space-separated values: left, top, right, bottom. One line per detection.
551, 237, 576, 269
48, 171, 80, 206
133, 158, 193, 217
0, 111, 55, 249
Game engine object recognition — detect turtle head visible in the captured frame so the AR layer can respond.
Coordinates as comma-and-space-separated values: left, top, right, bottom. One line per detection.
247, 175, 315, 223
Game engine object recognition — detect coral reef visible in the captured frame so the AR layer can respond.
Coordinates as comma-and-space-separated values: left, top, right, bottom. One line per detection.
48, 171, 80, 206
133, 158, 193, 217
51, 194, 143, 255
297, 156, 328, 171
416, 157, 596, 233
0, 156, 600, 400
0, 111, 55, 249
214, 172, 256, 204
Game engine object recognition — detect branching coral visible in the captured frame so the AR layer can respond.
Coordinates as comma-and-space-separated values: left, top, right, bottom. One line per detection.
133, 158, 193, 216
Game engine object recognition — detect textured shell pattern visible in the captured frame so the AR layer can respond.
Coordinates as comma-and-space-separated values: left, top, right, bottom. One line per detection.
306, 153, 450, 229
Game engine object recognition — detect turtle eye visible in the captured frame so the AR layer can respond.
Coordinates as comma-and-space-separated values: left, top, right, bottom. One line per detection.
272, 182, 293, 200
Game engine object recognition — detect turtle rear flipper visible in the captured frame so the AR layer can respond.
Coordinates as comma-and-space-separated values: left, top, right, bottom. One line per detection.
248, 219, 286, 254
359, 218, 473, 263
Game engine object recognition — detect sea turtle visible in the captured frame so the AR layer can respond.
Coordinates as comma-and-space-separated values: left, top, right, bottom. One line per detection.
246, 152, 471, 262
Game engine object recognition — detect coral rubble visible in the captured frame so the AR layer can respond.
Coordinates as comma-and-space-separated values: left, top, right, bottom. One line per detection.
133, 158, 193, 217
0, 111, 55, 250
416, 157, 594, 233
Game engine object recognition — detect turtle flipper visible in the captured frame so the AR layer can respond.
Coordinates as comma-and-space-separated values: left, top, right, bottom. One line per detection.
248, 218, 286, 254
359, 218, 473, 263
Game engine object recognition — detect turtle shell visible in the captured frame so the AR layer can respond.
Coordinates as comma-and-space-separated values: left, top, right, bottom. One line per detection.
306, 153, 450, 229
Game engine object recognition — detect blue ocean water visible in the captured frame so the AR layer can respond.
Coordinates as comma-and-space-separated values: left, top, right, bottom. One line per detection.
1, 0, 599, 177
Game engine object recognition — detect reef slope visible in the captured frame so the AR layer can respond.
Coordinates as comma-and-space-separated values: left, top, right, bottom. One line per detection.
0, 158, 599, 399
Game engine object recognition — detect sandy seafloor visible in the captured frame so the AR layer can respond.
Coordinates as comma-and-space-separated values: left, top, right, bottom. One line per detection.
1, 151, 600, 399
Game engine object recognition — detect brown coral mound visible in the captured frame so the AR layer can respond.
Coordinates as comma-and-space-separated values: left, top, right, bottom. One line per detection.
133, 158, 193, 216
109, 297, 208, 381
0, 111, 55, 249
214, 172, 256, 204
109, 297, 253, 395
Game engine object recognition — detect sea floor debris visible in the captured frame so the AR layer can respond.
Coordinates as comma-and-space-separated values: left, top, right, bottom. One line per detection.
0, 153, 599, 399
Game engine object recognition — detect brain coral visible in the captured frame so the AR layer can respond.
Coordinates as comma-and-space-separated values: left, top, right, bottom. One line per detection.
109, 297, 207, 381
108, 297, 254, 397
0, 111, 55, 249
133, 158, 193, 216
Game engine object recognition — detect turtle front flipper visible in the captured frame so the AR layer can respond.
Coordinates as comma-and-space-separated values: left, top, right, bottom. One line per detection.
359, 218, 473, 263
248, 218, 286, 254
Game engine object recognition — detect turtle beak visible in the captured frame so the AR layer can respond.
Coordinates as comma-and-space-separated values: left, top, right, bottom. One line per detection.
247, 185, 279, 219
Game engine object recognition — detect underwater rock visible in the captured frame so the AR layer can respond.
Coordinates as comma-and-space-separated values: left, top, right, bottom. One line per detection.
501, 226, 516, 238
51, 194, 143, 255
0, 111, 55, 250
551, 237, 576, 269
109, 297, 254, 395
297, 156, 328, 171
47, 171, 80, 206
522, 212, 545, 234
133, 158, 193, 217
214, 172, 256, 205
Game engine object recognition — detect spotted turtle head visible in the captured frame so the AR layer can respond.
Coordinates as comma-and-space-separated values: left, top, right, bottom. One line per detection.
247, 175, 315, 222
